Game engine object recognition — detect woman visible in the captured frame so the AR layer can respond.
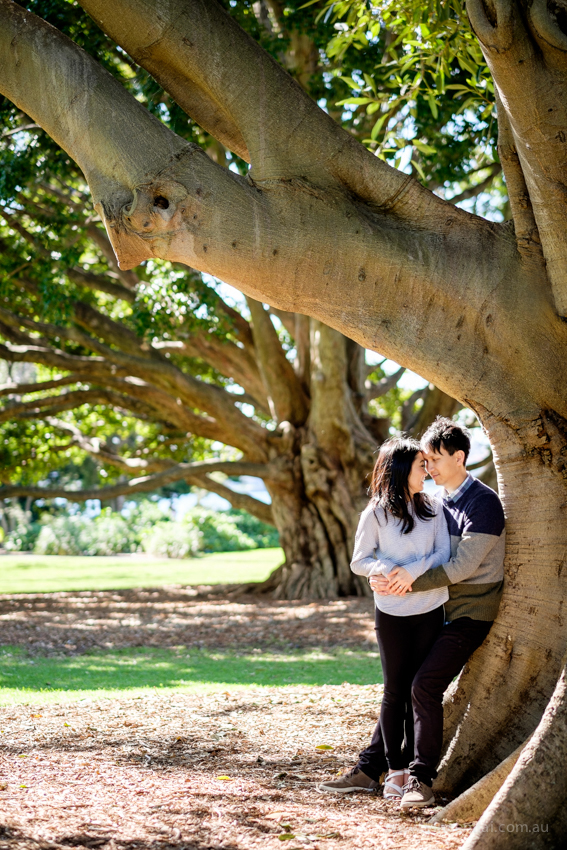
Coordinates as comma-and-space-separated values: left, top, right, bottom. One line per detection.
350, 437, 450, 801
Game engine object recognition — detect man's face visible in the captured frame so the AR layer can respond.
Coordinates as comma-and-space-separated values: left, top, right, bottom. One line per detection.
422, 444, 465, 488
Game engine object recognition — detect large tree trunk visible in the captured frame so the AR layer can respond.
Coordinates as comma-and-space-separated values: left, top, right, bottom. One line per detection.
265, 437, 370, 599
435, 410, 567, 792
2, 0, 567, 842
260, 321, 387, 599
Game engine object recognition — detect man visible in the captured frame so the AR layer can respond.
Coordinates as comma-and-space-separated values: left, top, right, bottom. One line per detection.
318, 417, 505, 808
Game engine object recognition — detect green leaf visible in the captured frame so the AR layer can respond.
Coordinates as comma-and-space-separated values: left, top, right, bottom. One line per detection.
427, 94, 438, 119
371, 113, 388, 140
411, 159, 427, 181
339, 76, 361, 90
336, 96, 374, 106
412, 139, 437, 155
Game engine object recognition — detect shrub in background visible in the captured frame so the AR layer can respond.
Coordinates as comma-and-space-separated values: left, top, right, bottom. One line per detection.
141, 520, 202, 559
34, 510, 133, 556
3, 502, 279, 557
2, 504, 42, 552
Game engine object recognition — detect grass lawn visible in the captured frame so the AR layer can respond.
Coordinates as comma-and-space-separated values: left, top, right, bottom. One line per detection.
0, 646, 383, 705
0, 548, 283, 594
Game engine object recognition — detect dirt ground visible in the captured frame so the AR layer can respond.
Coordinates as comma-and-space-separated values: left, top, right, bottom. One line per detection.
0, 587, 378, 655
0, 587, 473, 850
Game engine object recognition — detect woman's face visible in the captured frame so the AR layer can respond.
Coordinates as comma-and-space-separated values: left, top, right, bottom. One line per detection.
407, 451, 427, 496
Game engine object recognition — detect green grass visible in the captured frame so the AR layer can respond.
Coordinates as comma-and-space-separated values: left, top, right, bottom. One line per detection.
0, 548, 283, 594
0, 646, 383, 705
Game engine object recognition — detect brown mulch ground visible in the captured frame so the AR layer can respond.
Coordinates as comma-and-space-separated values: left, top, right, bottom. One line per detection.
0, 588, 473, 850
0, 589, 377, 656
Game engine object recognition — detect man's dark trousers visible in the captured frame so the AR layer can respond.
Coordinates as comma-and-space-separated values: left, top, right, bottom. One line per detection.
357, 617, 493, 784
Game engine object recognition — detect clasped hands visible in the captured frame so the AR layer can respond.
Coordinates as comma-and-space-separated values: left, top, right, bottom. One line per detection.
369, 567, 414, 596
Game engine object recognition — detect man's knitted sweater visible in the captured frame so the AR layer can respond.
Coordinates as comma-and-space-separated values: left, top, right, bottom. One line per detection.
407, 476, 505, 622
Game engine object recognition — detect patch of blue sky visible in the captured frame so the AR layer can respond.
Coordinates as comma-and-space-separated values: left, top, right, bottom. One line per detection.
202, 272, 248, 313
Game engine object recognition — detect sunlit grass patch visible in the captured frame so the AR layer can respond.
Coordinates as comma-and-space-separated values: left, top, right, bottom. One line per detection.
0, 548, 283, 594
0, 645, 382, 705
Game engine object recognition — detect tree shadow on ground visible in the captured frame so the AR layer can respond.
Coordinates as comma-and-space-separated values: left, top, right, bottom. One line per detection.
0, 590, 375, 656
0, 822, 230, 850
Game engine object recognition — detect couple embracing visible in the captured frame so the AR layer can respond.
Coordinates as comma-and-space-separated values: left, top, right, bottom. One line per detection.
319, 417, 505, 809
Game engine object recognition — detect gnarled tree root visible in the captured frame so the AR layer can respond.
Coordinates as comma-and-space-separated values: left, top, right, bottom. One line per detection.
430, 741, 527, 825
461, 655, 567, 849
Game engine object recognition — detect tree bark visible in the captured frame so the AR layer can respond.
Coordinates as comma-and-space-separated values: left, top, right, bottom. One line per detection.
430, 742, 526, 825
462, 654, 567, 849
435, 411, 567, 794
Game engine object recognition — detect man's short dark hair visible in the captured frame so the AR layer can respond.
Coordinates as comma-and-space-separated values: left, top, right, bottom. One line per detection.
421, 416, 471, 463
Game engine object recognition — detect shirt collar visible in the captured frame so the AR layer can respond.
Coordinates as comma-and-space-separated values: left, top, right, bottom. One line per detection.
444, 472, 473, 503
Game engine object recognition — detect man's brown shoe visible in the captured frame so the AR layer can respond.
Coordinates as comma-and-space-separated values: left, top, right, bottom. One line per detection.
317, 766, 378, 794
400, 776, 435, 809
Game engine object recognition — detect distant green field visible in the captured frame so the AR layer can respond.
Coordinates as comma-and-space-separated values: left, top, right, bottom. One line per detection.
0, 548, 283, 594
0, 646, 382, 705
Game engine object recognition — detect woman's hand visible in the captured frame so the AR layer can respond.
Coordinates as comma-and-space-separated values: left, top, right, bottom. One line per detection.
369, 574, 391, 594
386, 567, 414, 596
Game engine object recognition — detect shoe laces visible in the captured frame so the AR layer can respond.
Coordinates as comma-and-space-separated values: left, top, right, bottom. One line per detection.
402, 775, 421, 793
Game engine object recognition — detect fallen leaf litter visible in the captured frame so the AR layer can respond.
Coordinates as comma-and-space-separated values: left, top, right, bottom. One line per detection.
0, 588, 473, 849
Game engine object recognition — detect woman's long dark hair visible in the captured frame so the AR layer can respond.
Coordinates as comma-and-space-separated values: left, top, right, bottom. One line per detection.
370, 437, 435, 534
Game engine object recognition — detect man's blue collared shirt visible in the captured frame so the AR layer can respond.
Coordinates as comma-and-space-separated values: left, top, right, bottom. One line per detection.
444, 472, 473, 504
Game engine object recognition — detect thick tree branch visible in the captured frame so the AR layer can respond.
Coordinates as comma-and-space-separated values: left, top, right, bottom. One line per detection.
0, 295, 269, 457
0, 339, 109, 375
467, 1, 567, 314
90, 375, 233, 440
72, 300, 155, 359
0, 319, 269, 451
293, 314, 311, 392
466, 0, 514, 52
81, 0, 250, 163
0, 388, 161, 425
178, 331, 269, 413
246, 297, 309, 426
0, 375, 83, 398
365, 366, 405, 403
0, 459, 275, 504
45, 418, 177, 474
407, 386, 460, 438
268, 307, 296, 338
0, 0, 190, 219
48, 419, 277, 508
66, 266, 136, 303
2, 0, 566, 424
494, 91, 542, 259
309, 322, 375, 464
77, 0, 479, 232
268, 309, 311, 391
186, 474, 274, 527
530, 0, 567, 53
